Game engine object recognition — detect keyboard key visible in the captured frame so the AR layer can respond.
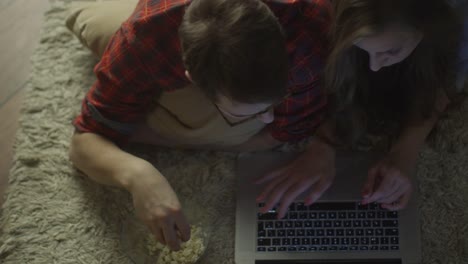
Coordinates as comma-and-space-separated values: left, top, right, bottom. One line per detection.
311, 238, 320, 245
316, 230, 325, 236
369, 203, 379, 210
361, 237, 370, 244
380, 246, 389, 250
314, 221, 323, 228
329, 246, 338, 251
391, 237, 399, 244
296, 229, 305, 236
336, 229, 345, 236
257, 247, 266, 252
284, 221, 293, 228
387, 211, 399, 218
370, 237, 379, 244
294, 221, 303, 228
346, 229, 354, 236
299, 212, 308, 219
289, 212, 298, 220
274, 222, 283, 229
278, 247, 287, 251
296, 202, 308, 211
371, 246, 379, 251
341, 238, 350, 245
301, 238, 310, 245
326, 229, 335, 236
380, 237, 389, 244
308, 202, 356, 211
353, 220, 362, 227
259, 212, 277, 220
258, 239, 271, 246
328, 212, 337, 219
338, 212, 347, 219
288, 247, 297, 252
356, 229, 364, 236
298, 246, 308, 251
258, 230, 266, 237
366, 229, 374, 236
282, 238, 291, 245
351, 238, 359, 245
309, 212, 318, 219
320, 237, 330, 245
386, 228, 399, 236
350, 246, 358, 250
292, 238, 301, 245
344, 220, 352, 227
391, 246, 399, 250
273, 238, 281, 246
268, 247, 277, 252
265, 222, 274, 229
358, 212, 366, 218
363, 220, 372, 227
267, 230, 276, 237
319, 212, 327, 219
377, 212, 386, 218
304, 221, 313, 228
348, 212, 356, 218
287, 229, 295, 237
339, 246, 348, 251
324, 221, 332, 227
289, 203, 296, 211
319, 246, 328, 251
357, 202, 368, 210
367, 212, 376, 218
360, 246, 369, 251
334, 220, 342, 227
375, 229, 384, 236
383, 220, 398, 227
331, 238, 340, 245
309, 246, 318, 251
306, 229, 315, 236
277, 230, 286, 237
372, 220, 381, 227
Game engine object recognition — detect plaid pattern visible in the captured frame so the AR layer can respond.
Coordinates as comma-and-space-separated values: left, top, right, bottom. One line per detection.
73, 0, 332, 144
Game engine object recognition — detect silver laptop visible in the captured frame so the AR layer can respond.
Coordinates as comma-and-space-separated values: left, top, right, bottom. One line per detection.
235, 151, 421, 264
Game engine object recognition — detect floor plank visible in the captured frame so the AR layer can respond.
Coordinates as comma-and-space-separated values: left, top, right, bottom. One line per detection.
0, 0, 49, 205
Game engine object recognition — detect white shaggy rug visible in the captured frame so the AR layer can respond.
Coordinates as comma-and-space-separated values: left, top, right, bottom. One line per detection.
0, 2, 467, 263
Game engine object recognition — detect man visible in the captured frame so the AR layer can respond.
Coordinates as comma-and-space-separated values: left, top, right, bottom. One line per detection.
68, 0, 334, 251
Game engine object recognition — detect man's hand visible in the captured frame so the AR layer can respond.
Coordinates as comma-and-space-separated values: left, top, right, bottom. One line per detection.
361, 147, 417, 211
255, 139, 336, 218
128, 164, 190, 251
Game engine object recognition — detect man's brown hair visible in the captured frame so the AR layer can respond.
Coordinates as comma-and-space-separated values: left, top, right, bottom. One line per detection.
179, 0, 288, 104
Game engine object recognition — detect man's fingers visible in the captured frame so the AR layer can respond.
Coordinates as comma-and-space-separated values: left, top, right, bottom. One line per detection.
148, 223, 166, 245
362, 166, 380, 197
256, 172, 288, 203
261, 178, 294, 214
276, 181, 314, 218
254, 166, 288, 185
376, 186, 405, 205
304, 178, 332, 205
174, 214, 191, 242
161, 221, 180, 251
363, 171, 396, 204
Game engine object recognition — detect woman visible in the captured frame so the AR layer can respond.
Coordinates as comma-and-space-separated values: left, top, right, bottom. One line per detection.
325, 0, 464, 210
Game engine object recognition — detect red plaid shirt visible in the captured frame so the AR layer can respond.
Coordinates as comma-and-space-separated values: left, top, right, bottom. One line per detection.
74, 0, 331, 144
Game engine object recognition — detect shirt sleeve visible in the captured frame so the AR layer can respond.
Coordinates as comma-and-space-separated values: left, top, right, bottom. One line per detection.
269, 0, 332, 142
73, 1, 189, 145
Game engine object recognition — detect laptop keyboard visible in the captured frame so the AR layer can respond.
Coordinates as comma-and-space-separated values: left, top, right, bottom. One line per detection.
257, 202, 399, 253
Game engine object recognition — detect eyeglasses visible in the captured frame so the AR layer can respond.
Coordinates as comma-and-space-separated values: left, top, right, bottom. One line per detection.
214, 93, 291, 127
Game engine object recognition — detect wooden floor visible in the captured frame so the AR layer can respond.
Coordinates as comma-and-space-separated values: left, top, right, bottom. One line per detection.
0, 0, 50, 206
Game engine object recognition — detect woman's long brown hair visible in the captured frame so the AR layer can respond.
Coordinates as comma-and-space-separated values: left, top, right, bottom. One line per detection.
325, 0, 462, 144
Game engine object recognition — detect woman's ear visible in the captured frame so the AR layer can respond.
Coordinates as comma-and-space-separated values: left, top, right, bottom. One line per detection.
185, 70, 193, 82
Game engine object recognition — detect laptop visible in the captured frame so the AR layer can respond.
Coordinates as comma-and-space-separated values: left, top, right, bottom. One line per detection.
235, 151, 421, 264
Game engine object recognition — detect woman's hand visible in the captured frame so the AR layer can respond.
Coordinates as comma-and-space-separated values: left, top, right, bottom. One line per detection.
361, 147, 418, 210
